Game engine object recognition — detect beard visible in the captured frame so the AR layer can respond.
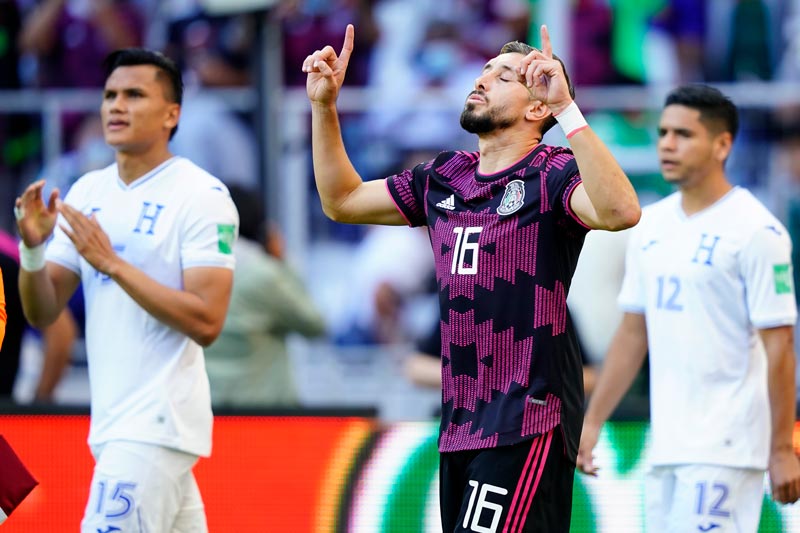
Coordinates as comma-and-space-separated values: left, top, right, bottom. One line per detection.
460, 101, 515, 134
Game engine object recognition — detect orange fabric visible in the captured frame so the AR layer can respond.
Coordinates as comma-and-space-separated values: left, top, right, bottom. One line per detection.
0, 267, 6, 349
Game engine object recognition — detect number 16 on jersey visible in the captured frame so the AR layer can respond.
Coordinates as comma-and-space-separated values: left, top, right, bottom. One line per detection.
452, 226, 483, 275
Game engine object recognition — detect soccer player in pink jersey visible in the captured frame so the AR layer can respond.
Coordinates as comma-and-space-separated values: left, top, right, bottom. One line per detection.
303, 24, 640, 532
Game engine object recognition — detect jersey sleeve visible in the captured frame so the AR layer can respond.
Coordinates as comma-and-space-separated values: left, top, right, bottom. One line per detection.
45, 184, 83, 275
548, 149, 590, 233
385, 162, 430, 227
180, 184, 239, 270
617, 223, 646, 314
740, 224, 798, 328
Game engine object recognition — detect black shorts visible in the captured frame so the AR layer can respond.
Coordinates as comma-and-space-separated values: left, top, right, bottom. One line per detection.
439, 427, 575, 533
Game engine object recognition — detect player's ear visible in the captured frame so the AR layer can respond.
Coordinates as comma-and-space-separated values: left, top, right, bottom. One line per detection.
713, 131, 733, 163
164, 103, 180, 134
525, 100, 549, 123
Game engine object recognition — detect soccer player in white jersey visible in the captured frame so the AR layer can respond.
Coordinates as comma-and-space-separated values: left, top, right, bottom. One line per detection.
15, 48, 238, 532
578, 84, 800, 531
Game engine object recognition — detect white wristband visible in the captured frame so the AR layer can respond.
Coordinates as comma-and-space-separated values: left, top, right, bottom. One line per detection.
555, 101, 589, 139
18, 241, 46, 272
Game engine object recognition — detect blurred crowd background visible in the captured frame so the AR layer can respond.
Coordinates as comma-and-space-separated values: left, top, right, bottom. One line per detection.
1, 0, 800, 421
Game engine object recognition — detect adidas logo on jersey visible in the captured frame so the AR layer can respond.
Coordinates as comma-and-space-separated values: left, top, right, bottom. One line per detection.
436, 194, 456, 211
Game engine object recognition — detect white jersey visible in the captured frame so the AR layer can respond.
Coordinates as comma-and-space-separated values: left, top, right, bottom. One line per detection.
618, 187, 796, 469
46, 157, 238, 457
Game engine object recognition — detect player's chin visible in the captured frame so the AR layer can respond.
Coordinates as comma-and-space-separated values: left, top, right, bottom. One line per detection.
660, 171, 685, 184
103, 133, 126, 148
104, 137, 137, 152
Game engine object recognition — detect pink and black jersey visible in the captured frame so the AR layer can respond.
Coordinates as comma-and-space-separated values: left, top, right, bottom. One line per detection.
386, 145, 589, 459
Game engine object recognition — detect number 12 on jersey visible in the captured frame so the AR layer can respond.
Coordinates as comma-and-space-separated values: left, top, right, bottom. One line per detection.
655, 275, 684, 311
452, 226, 483, 275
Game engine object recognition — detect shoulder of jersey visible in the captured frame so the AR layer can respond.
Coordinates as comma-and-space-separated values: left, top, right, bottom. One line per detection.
168, 157, 229, 190
727, 188, 786, 232
447, 150, 479, 167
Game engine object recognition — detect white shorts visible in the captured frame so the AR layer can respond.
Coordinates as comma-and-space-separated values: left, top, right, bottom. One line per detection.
645, 464, 765, 533
81, 440, 208, 533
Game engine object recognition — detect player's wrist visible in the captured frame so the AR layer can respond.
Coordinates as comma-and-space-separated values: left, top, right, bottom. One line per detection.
770, 442, 795, 456
310, 100, 339, 113
18, 241, 46, 272
555, 101, 589, 139
99, 255, 124, 278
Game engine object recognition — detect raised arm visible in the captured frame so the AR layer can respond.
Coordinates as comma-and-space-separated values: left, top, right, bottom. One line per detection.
302, 24, 405, 226
519, 25, 640, 231
760, 325, 800, 504
16, 180, 80, 327
578, 312, 648, 475
18, 0, 63, 55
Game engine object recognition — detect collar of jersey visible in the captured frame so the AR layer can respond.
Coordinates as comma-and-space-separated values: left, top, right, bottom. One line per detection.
474, 144, 544, 182
116, 156, 180, 190
675, 185, 740, 221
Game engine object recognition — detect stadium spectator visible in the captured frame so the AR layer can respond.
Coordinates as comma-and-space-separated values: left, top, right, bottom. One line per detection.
19, 0, 145, 88
0, 0, 34, 232
569, 0, 618, 86
15, 48, 237, 532
303, 23, 640, 531
278, 0, 379, 87
578, 85, 800, 531
204, 185, 326, 408
333, 224, 435, 346
164, 6, 259, 188
18, 0, 146, 156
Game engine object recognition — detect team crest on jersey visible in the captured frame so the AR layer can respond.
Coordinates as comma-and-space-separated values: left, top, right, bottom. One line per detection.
497, 179, 525, 215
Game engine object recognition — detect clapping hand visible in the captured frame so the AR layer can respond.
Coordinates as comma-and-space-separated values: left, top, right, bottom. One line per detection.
15, 180, 60, 248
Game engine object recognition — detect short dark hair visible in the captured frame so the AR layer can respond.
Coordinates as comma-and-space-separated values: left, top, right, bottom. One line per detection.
103, 48, 183, 139
664, 84, 739, 140
499, 41, 576, 135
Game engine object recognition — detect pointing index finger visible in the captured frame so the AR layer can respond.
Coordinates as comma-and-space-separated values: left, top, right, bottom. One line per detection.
540, 24, 552, 59
339, 24, 355, 65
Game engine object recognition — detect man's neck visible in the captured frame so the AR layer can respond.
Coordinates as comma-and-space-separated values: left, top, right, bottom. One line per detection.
115, 148, 174, 185
476, 131, 541, 175
679, 171, 734, 216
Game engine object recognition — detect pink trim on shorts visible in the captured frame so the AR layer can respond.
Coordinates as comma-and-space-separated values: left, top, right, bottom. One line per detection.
503, 429, 554, 533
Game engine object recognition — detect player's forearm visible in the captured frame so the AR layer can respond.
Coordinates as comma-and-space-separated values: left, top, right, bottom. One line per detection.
584, 318, 648, 428
764, 329, 798, 455
19, 266, 63, 328
106, 260, 231, 347
34, 309, 76, 402
568, 127, 641, 231
310, 102, 365, 222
